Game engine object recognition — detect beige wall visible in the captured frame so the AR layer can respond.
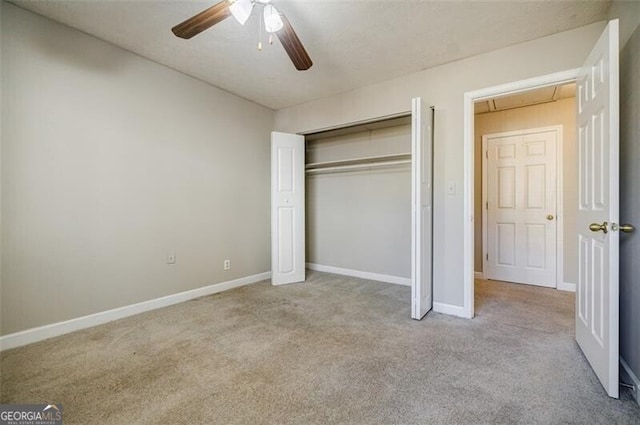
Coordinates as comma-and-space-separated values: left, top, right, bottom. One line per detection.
608, 0, 640, 50
1, 3, 274, 335
473, 98, 577, 286
275, 22, 606, 308
307, 125, 411, 278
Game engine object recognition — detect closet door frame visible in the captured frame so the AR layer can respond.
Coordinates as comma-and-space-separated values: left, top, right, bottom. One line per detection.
272, 103, 433, 320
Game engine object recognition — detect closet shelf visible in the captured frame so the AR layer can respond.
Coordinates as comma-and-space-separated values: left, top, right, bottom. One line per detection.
306, 159, 411, 174
305, 153, 411, 172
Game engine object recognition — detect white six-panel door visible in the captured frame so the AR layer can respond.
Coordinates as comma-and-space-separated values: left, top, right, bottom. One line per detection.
576, 19, 619, 398
484, 127, 558, 287
411, 98, 433, 320
271, 132, 305, 285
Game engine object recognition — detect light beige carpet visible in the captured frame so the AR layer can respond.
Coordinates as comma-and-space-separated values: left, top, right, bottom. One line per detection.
1, 271, 639, 424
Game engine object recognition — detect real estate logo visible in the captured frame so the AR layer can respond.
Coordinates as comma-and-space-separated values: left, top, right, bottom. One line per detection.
0, 404, 62, 425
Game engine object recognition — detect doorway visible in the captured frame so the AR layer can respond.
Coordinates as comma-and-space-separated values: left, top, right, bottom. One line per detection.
461, 68, 579, 319
271, 98, 434, 320
476, 83, 577, 290
463, 17, 620, 401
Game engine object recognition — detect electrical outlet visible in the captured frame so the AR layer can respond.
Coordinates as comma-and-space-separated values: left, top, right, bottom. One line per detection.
223, 259, 231, 270
167, 253, 176, 264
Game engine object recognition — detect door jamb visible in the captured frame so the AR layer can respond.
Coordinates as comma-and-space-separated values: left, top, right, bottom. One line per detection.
463, 68, 579, 318
481, 125, 564, 288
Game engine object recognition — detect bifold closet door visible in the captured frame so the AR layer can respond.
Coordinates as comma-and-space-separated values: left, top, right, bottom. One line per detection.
411, 98, 434, 320
271, 131, 306, 285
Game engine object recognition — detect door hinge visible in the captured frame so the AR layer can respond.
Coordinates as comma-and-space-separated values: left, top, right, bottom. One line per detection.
485, 150, 488, 159
486, 201, 488, 210
486, 253, 488, 261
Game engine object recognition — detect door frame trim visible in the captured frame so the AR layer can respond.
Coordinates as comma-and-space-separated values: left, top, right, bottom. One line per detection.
462, 68, 579, 318
481, 125, 564, 288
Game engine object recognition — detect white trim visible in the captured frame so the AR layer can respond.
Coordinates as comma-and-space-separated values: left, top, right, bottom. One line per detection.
306, 263, 410, 286
557, 282, 576, 292
464, 92, 475, 319
433, 302, 468, 318
482, 133, 489, 283
621, 357, 640, 407
463, 68, 580, 319
556, 126, 565, 293
474, 272, 484, 280
0, 272, 271, 351
299, 111, 411, 136
481, 125, 564, 289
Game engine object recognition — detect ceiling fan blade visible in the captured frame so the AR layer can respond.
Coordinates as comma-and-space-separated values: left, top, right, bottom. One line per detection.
275, 14, 313, 71
172, 1, 231, 39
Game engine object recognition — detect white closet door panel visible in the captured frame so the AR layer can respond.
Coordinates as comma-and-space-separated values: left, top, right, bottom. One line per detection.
411, 98, 433, 320
271, 132, 305, 286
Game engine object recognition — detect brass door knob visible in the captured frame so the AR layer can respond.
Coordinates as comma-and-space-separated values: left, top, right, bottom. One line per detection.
589, 222, 609, 234
546, 214, 554, 221
620, 224, 635, 233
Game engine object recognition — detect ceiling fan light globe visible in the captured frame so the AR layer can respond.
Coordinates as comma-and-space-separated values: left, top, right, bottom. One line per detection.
229, 0, 253, 25
263, 4, 284, 33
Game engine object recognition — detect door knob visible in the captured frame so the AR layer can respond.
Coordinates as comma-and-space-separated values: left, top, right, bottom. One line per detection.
589, 222, 609, 234
546, 214, 554, 221
620, 224, 635, 233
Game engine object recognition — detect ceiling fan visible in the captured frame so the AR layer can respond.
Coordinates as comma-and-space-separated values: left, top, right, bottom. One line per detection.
172, 0, 313, 71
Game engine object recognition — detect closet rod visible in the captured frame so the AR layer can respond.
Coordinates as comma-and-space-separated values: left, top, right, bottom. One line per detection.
306, 159, 411, 174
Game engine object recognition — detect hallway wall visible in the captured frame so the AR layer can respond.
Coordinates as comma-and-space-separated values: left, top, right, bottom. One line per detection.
618, 17, 640, 403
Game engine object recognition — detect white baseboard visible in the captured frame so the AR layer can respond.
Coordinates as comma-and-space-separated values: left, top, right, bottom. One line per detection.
474, 272, 484, 280
433, 302, 468, 318
307, 264, 471, 319
621, 357, 640, 407
557, 281, 576, 292
306, 263, 410, 286
0, 272, 271, 351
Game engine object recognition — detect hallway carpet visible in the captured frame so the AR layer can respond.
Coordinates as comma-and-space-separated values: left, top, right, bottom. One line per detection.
2, 271, 639, 424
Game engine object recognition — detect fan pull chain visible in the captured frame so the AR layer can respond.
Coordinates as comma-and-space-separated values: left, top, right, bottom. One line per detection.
269, 34, 273, 45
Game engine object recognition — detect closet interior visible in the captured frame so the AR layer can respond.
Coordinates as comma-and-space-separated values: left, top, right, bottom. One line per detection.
303, 115, 413, 283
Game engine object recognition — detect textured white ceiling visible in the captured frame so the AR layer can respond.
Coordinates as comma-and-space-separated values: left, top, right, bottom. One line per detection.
11, 0, 611, 110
